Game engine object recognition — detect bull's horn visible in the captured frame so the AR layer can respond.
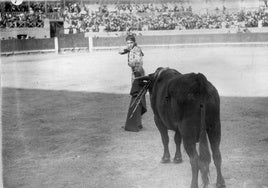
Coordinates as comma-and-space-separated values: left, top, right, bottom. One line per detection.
135, 75, 150, 80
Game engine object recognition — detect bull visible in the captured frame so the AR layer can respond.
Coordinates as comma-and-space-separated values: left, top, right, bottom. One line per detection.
136, 67, 226, 188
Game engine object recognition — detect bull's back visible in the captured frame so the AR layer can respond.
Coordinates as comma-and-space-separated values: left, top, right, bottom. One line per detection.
168, 72, 220, 128
151, 70, 220, 130
150, 69, 181, 130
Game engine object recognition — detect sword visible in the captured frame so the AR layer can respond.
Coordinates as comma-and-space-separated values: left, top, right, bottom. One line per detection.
129, 80, 151, 119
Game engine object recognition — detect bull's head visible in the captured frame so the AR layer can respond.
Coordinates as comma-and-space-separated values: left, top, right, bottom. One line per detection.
135, 67, 168, 93
136, 67, 169, 81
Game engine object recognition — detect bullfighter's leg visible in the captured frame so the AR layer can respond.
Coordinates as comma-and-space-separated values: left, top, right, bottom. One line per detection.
183, 141, 199, 188
154, 116, 170, 163
207, 122, 226, 188
173, 130, 183, 163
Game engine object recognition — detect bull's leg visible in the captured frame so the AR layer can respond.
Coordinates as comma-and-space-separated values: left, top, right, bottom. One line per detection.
184, 142, 199, 188
173, 130, 183, 163
154, 116, 170, 163
198, 158, 210, 188
207, 123, 226, 188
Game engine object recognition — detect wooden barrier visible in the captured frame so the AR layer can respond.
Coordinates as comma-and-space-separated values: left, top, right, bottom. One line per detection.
0, 38, 55, 55
1, 32, 268, 55
92, 32, 268, 48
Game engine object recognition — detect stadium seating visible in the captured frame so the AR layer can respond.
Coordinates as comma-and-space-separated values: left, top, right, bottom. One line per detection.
0, 1, 267, 32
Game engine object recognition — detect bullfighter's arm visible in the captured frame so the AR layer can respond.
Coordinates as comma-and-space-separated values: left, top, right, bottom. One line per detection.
119, 48, 129, 55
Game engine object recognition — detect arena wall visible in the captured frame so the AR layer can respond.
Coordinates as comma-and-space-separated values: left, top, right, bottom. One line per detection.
92, 32, 268, 48
1, 32, 268, 55
1, 38, 55, 54
0, 34, 88, 55
58, 33, 89, 51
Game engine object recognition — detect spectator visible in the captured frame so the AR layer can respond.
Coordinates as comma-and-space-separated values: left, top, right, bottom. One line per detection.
1, 1, 268, 31
258, 17, 263, 28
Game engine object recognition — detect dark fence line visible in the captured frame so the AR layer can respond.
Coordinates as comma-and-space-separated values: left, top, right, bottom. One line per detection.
1, 32, 268, 55
1, 38, 55, 53
93, 33, 268, 47
1, 33, 88, 54
58, 33, 88, 49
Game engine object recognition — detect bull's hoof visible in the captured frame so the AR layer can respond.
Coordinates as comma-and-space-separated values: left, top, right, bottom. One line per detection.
161, 157, 171, 163
173, 157, 183, 164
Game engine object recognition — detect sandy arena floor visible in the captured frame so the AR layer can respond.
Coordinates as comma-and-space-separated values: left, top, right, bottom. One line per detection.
1, 46, 268, 188
2, 46, 268, 96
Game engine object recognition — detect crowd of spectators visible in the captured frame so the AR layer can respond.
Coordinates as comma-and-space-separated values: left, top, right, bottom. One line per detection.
61, 2, 268, 33
0, 11, 44, 28
0, 1, 61, 28
61, 3, 198, 33
1, 1, 268, 33
3, 1, 61, 13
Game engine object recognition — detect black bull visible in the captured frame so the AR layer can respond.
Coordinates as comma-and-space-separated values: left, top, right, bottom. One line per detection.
136, 68, 226, 188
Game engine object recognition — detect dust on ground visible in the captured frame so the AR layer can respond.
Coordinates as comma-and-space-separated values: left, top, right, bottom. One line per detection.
2, 88, 268, 188
2, 46, 268, 188
2, 46, 268, 96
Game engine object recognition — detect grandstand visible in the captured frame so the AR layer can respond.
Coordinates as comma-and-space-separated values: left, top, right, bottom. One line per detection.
0, 0, 268, 54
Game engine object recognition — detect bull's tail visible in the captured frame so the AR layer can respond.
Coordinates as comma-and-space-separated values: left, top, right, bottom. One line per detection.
199, 103, 211, 186
196, 73, 211, 187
